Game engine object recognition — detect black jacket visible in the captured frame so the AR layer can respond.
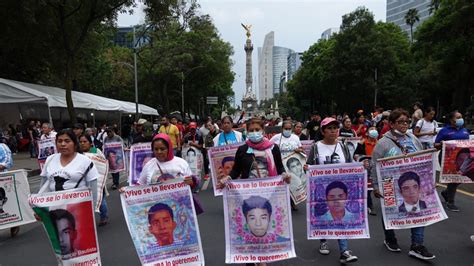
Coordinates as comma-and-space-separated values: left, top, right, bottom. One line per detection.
229, 144, 285, 179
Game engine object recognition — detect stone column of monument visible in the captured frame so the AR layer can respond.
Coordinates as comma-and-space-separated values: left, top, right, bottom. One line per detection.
244, 38, 253, 90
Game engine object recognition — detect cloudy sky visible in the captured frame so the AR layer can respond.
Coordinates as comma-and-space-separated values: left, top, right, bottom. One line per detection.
118, 0, 386, 106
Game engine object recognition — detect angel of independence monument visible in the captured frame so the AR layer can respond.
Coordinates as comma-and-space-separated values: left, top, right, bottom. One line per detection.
240, 23, 259, 118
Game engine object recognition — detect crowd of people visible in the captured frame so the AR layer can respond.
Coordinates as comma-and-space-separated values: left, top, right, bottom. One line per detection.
1, 102, 473, 265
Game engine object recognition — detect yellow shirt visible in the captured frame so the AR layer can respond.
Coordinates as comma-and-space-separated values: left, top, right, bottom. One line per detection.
159, 124, 180, 148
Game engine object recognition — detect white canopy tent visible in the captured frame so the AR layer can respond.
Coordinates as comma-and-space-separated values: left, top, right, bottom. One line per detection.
0, 78, 158, 128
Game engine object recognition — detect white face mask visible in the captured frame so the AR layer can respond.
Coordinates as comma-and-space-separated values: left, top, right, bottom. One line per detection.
282, 129, 292, 138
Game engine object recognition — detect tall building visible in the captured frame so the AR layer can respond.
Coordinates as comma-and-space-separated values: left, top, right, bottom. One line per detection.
258, 32, 295, 100
114, 26, 149, 49
321, 27, 339, 40
386, 0, 431, 36
287, 52, 303, 81
258, 32, 274, 101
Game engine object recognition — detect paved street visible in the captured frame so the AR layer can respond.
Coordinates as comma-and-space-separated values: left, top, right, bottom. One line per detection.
1, 154, 473, 265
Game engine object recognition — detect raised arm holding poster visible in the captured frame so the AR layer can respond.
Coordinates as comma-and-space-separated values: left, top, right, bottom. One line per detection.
223, 176, 295, 264
0, 170, 35, 230
306, 163, 369, 240
37, 138, 57, 170
104, 141, 126, 173
121, 182, 204, 266
208, 143, 243, 196
29, 188, 101, 266
440, 140, 474, 183
128, 142, 154, 185
376, 151, 447, 230
282, 152, 308, 204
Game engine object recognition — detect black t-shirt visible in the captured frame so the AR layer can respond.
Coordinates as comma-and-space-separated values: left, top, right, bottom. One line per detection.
299, 133, 308, 141
339, 128, 356, 138
306, 120, 321, 141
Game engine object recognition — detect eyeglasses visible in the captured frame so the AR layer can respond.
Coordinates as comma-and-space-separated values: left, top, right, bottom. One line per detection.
395, 120, 410, 125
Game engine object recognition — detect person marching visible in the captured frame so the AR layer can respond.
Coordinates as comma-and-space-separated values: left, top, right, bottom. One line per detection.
413, 107, 438, 150
103, 128, 124, 190
213, 116, 243, 147
0, 134, 18, 237
293, 122, 308, 140
434, 110, 470, 212
159, 116, 181, 156
306, 117, 359, 263
371, 109, 435, 260
218, 118, 290, 266
79, 134, 109, 226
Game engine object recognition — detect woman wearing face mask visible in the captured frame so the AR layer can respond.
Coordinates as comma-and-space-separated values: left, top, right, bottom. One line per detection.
213, 116, 243, 147
306, 117, 359, 263
414, 107, 438, 149
270, 120, 303, 158
371, 109, 435, 261
354, 127, 379, 216
434, 110, 469, 212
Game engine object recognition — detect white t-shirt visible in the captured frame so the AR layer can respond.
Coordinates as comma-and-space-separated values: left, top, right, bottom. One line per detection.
270, 133, 302, 157
416, 119, 438, 142
40, 131, 57, 140
316, 142, 346, 164
138, 157, 193, 185
40, 153, 99, 191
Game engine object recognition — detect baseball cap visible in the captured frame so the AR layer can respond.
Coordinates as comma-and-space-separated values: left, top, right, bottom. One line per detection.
137, 118, 147, 125
320, 117, 339, 128
73, 123, 84, 130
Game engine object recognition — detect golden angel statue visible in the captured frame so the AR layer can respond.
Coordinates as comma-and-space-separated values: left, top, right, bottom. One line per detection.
241, 23, 252, 39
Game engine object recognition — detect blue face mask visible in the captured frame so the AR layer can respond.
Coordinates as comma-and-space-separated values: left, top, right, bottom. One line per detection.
248, 131, 263, 143
282, 130, 292, 138
368, 130, 379, 139
455, 118, 464, 127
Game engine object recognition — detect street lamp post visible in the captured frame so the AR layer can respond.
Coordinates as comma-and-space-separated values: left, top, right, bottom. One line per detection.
180, 65, 205, 118
133, 26, 139, 120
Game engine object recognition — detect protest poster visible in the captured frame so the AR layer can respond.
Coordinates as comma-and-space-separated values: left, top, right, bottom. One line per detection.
282, 152, 308, 204
103, 141, 126, 173
306, 163, 369, 240
376, 151, 447, 230
121, 182, 204, 266
300, 140, 314, 156
208, 143, 243, 196
37, 138, 57, 170
440, 140, 474, 183
29, 188, 101, 266
84, 153, 109, 212
0, 170, 36, 230
128, 142, 154, 185
182, 145, 204, 179
223, 176, 295, 264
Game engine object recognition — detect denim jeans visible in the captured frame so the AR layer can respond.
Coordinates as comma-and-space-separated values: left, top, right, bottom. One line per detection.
321, 239, 348, 253
29, 140, 36, 157
383, 217, 424, 245
445, 183, 460, 203
112, 173, 120, 186
99, 196, 108, 220
367, 190, 373, 209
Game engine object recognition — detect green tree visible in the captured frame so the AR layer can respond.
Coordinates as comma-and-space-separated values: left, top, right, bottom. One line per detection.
405, 8, 420, 43
429, 0, 442, 14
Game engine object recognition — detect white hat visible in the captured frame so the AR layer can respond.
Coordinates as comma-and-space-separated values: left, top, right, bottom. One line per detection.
137, 118, 147, 125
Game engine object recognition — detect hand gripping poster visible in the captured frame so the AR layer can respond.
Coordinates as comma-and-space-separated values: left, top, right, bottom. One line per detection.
306, 163, 369, 240
103, 141, 126, 174
129, 142, 154, 185
282, 152, 308, 204
0, 170, 36, 230
182, 145, 204, 179
208, 143, 243, 196
376, 151, 447, 230
29, 188, 101, 266
121, 182, 204, 266
440, 140, 474, 183
223, 176, 296, 264
84, 153, 109, 212
38, 138, 57, 170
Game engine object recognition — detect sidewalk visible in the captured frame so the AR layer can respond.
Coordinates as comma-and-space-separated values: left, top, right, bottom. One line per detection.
11, 152, 41, 177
